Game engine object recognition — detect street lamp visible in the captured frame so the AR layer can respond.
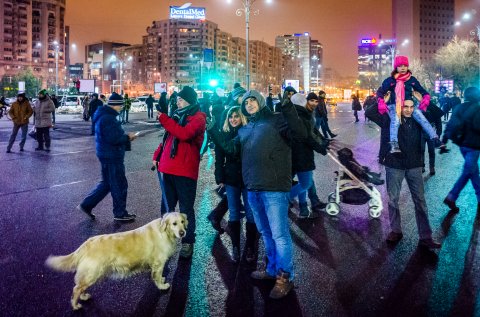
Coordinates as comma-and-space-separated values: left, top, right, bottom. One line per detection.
53, 40, 59, 96
230, 0, 272, 90
110, 54, 132, 94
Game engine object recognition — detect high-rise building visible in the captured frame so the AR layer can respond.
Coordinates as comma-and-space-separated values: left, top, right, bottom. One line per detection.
357, 38, 394, 90
0, 0, 68, 91
392, 0, 455, 62
310, 40, 324, 90
112, 44, 145, 94
84, 41, 130, 94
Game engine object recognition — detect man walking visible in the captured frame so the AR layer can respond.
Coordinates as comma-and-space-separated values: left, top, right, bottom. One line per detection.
33, 90, 55, 152
153, 86, 206, 259
442, 87, 480, 212
6, 92, 33, 153
88, 93, 103, 135
369, 96, 441, 249
315, 91, 337, 138
77, 92, 138, 222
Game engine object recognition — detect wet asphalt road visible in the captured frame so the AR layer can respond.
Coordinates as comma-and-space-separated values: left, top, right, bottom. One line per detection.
0, 106, 479, 317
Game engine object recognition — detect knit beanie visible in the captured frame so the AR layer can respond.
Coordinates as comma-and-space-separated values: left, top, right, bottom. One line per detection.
231, 86, 247, 101
394, 55, 409, 69
38, 89, 47, 96
108, 92, 124, 106
178, 86, 198, 105
306, 92, 318, 101
291, 93, 307, 107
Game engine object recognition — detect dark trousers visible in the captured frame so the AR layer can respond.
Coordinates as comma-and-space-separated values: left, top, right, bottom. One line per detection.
423, 138, 435, 168
36, 127, 51, 149
385, 167, 433, 239
315, 117, 334, 138
354, 110, 359, 122
7, 123, 28, 150
147, 106, 153, 119
81, 161, 128, 218
163, 173, 197, 244
91, 120, 96, 135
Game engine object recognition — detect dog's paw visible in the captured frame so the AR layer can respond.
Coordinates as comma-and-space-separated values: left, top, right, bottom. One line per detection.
71, 302, 83, 310
159, 283, 170, 290
80, 293, 92, 301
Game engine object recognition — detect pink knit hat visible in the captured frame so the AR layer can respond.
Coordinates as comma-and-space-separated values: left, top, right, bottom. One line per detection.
394, 55, 409, 69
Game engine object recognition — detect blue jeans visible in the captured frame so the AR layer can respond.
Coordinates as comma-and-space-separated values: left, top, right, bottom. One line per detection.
226, 185, 254, 223
447, 147, 480, 202
81, 161, 129, 218
387, 104, 437, 142
157, 171, 169, 215
147, 106, 154, 119
315, 116, 334, 138
385, 167, 433, 239
289, 171, 313, 204
7, 123, 28, 150
248, 191, 294, 279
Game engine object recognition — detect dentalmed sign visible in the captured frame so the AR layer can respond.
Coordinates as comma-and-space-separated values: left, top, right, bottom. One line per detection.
170, 3, 206, 20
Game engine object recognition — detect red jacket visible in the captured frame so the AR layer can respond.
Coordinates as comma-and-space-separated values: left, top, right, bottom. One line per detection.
153, 111, 206, 180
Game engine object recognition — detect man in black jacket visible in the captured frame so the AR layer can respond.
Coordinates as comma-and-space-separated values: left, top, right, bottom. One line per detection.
371, 99, 441, 249
88, 93, 103, 135
208, 90, 307, 299
442, 87, 480, 212
315, 91, 337, 138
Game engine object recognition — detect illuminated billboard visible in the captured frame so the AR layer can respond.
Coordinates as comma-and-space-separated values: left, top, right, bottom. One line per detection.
170, 3, 206, 20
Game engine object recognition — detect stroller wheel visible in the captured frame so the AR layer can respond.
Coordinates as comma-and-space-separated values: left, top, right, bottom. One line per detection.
326, 202, 340, 216
328, 192, 336, 203
369, 206, 382, 218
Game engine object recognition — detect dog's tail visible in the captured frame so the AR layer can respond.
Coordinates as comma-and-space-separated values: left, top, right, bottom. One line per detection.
45, 253, 77, 272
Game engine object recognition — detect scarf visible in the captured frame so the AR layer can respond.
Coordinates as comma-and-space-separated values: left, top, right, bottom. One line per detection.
162, 103, 200, 158
394, 72, 412, 120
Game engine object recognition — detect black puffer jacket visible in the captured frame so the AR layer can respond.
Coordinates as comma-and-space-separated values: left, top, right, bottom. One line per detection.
380, 115, 425, 169
443, 101, 480, 149
214, 126, 243, 187
210, 90, 307, 192
292, 105, 328, 173
315, 98, 328, 118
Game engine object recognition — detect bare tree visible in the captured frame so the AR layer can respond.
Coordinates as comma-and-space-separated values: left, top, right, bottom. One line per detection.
435, 36, 479, 92
409, 59, 436, 92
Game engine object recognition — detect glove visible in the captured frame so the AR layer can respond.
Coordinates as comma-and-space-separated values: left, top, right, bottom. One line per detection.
206, 116, 216, 131
377, 98, 388, 115
419, 94, 430, 112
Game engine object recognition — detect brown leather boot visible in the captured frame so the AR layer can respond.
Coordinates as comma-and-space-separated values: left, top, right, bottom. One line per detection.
269, 270, 294, 299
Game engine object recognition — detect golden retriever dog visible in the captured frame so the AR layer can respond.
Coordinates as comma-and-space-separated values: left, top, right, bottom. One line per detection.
45, 212, 188, 310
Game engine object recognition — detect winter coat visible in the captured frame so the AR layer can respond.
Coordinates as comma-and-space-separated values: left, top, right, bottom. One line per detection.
291, 105, 328, 173
93, 106, 131, 162
124, 98, 131, 111
210, 90, 308, 192
352, 98, 362, 111
376, 74, 429, 106
214, 126, 244, 187
153, 110, 206, 180
315, 98, 328, 118
380, 115, 425, 169
146, 96, 155, 108
33, 97, 55, 128
9, 99, 33, 125
443, 101, 480, 150
88, 99, 103, 117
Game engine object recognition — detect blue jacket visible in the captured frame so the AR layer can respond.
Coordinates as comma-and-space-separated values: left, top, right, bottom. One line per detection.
377, 74, 429, 104
93, 106, 130, 162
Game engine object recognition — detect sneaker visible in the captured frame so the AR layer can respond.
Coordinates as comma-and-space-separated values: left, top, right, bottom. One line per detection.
298, 203, 311, 219
251, 269, 276, 280
389, 141, 401, 154
386, 231, 403, 243
419, 238, 442, 249
443, 197, 459, 213
179, 243, 194, 259
114, 213, 136, 222
76, 204, 95, 220
269, 270, 294, 299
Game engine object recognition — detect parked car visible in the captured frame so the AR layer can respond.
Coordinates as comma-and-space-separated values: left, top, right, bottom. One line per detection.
326, 98, 338, 107
61, 95, 83, 107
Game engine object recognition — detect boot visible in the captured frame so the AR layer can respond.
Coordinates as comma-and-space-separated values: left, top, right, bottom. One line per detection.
298, 202, 311, 219
35, 143, 44, 151
269, 270, 294, 299
228, 221, 241, 263
245, 222, 258, 264
207, 196, 228, 234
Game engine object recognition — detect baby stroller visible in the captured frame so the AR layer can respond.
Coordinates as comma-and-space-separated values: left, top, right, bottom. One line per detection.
325, 148, 384, 218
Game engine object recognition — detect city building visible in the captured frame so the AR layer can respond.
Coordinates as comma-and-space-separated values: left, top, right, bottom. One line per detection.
357, 37, 394, 90
392, 0, 455, 62
84, 41, 130, 94
310, 40, 324, 91
112, 44, 145, 95
0, 0, 68, 91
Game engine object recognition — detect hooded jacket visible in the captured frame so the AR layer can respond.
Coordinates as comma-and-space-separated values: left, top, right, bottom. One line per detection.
292, 105, 328, 173
9, 98, 33, 125
443, 101, 480, 149
210, 90, 307, 192
34, 97, 55, 128
153, 109, 206, 180
93, 106, 130, 162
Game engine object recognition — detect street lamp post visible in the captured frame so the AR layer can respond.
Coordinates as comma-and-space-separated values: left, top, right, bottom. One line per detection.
53, 41, 59, 96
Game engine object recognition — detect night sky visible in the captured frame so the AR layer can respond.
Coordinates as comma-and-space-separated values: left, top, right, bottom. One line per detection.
66, 0, 475, 77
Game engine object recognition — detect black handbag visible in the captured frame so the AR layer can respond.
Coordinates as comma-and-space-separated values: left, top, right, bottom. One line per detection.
28, 127, 37, 140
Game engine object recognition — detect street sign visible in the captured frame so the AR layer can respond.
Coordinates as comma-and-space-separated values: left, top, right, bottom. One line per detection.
154, 82, 167, 93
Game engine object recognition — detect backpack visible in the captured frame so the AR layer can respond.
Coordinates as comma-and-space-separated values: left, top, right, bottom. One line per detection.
449, 102, 479, 145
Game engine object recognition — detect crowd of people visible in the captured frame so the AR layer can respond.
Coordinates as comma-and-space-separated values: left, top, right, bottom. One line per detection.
3, 54, 480, 300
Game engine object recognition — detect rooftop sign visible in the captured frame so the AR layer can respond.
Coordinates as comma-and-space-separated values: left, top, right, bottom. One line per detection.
170, 3, 206, 20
